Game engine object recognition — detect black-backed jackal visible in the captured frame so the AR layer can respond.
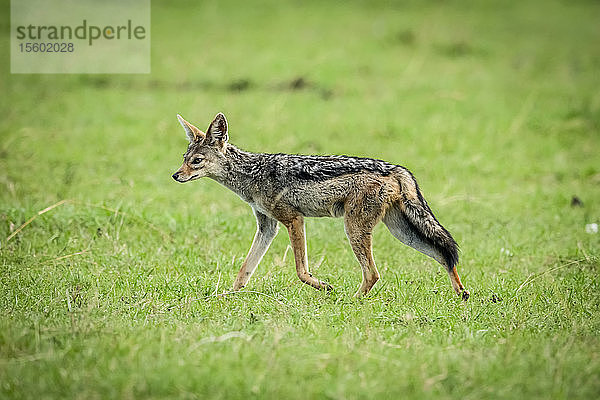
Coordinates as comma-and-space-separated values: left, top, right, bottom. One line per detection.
172, 113, 469, 300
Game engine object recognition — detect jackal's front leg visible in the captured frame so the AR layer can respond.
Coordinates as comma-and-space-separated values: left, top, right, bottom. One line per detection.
285, 216, 333, 292
233, 210, 278, 291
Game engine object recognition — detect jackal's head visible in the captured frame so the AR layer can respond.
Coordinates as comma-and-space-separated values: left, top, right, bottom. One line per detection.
172, 113, 229, 183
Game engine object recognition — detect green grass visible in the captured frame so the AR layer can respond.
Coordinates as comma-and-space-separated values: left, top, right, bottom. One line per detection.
1, 0, 600, 398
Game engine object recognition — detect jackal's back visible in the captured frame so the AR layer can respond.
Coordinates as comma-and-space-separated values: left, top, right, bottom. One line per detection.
274, 153, 397, 181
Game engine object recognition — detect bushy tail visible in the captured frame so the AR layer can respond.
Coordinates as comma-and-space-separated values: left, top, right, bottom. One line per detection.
393, 169, 459, 270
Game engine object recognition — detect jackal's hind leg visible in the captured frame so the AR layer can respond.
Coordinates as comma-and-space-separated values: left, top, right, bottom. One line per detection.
233, 210, 278, 291
285, 216, 333, 291
344, 222, 380, 297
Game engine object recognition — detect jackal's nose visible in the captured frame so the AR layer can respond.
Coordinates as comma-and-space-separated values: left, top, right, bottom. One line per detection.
172, 172, 180, 182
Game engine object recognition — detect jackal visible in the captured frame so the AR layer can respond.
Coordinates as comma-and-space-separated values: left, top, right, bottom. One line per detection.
172, 113, 469, 300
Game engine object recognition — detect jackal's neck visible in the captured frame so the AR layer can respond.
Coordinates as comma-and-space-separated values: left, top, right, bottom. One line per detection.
211, 144, 263, 198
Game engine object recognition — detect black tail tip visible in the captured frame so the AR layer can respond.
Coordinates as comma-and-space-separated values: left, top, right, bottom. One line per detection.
442, 244, 459, 271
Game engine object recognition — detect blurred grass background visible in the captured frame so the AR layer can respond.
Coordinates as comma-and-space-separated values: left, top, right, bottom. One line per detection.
1, 0, 599, 398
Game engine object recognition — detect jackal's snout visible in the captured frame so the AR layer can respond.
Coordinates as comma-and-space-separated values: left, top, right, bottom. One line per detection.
172, 171, 183, 182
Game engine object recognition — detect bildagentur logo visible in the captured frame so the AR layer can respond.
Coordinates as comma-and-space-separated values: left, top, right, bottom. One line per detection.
11, 0, 150, 74
15, 19, 147, 46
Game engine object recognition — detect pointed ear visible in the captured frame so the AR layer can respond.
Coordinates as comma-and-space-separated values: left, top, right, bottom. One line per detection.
177, 114, 204, 142
205, 112, 229, 144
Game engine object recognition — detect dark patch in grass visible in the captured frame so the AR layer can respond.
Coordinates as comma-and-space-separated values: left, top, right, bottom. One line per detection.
288, 76, 309, 90
227, 78, 253, 92
384, 29, 416, 48
80, 76, 217, 92
436, 41, 478, 58
81, 76, 110, 88
277, 76, 334, 100
571, 196, 584, 207
78, 76, 334, 99
394, 29, 416, 46
320, 89, 334, 100
157, 79, 215, 92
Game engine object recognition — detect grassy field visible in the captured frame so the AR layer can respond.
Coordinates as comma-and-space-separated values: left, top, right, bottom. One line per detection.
1, 0, 600, 398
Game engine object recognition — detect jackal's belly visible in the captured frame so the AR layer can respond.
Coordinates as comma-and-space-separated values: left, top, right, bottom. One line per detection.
249, 192, 345, 219
296, 198, 346, 218
276, 180, 351, 218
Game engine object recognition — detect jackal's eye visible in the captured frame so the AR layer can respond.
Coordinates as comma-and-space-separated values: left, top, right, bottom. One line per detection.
191, 156, 204, 165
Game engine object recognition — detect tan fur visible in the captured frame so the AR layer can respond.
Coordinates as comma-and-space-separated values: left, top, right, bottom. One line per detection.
175, 163, 193, 178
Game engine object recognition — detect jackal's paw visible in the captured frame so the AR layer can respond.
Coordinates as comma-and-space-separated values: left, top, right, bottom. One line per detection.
461, 289, 470, 301
320, 281, 334, 292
